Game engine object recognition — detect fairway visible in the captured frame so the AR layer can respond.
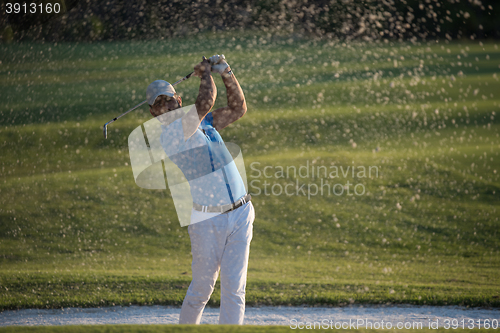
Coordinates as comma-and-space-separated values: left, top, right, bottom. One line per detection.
0, 32, 499, 315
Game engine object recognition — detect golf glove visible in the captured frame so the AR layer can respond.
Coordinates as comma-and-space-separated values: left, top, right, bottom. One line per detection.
209, 54, 231, 76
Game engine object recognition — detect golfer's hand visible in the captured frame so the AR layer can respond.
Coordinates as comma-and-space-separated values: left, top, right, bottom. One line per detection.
209, 54, 230, 75
194, 57, 211, 78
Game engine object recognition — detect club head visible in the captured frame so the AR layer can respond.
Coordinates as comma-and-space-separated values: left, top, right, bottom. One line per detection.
103, 124, 108, 139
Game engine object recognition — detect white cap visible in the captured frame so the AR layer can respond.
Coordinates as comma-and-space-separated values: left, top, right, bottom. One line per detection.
146, 80, 176, 106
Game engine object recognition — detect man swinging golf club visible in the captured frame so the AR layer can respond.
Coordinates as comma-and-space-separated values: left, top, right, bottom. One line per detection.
147, 55, 254, 325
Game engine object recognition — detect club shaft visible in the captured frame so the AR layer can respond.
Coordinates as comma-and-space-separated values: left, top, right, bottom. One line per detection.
172, 72, 194, 86
108, 100, 147, 125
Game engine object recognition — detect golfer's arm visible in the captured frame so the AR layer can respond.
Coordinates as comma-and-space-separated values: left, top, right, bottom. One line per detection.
211, 73, 247, 131
182, 71, 216, 139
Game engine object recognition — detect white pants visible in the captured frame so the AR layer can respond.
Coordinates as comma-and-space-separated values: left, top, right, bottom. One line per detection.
179, 201, 255, 325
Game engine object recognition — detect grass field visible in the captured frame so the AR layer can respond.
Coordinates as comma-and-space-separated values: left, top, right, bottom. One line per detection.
1, 32, 499, 320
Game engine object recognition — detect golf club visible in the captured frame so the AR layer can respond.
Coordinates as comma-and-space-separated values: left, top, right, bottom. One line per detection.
102, 71, 195, 139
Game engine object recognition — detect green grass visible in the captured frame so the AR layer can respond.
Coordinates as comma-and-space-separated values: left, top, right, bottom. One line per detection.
0, 33, 499, 313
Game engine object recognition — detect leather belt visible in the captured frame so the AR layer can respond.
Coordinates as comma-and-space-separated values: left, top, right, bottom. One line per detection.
193, 194, 251, 214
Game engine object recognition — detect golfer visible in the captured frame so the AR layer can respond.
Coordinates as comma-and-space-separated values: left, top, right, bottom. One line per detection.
146, 55, 254, 325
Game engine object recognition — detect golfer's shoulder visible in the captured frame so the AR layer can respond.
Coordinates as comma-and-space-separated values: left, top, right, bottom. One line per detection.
169, 126, 208, 150
160, 118, 184, 152
161, 117, 182, 137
